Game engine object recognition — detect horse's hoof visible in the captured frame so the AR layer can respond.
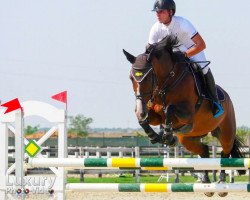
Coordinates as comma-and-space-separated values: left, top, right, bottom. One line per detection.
204, 192, 214, 197
218, 192, 228, 197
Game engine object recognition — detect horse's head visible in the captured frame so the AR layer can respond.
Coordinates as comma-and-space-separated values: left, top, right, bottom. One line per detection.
123, 49, 155, 122
123, 36, 186, 123
123, 36, 188, 146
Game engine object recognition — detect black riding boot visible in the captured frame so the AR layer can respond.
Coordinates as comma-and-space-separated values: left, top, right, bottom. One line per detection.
204, 69, 224, 118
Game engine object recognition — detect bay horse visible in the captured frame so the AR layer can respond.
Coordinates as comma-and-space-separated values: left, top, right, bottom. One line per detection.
123, 36, 244, 197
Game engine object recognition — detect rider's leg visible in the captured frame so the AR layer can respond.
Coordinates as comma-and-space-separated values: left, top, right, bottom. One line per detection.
203, 69, 224, 118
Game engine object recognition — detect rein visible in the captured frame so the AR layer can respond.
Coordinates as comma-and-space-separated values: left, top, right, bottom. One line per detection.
157, 62, 190, 109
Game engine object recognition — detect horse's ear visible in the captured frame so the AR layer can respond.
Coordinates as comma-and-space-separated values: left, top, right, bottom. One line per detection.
123, 49, 136, 64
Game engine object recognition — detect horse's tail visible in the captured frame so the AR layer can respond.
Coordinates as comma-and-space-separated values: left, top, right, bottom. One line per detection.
230, 135, 246, 175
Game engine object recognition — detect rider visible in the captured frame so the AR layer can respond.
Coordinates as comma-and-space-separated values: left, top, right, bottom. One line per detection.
147, 0, 224, 118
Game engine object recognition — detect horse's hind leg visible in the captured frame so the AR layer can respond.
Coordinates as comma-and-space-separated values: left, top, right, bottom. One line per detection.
214, 99, 237, 157
178, 135, 214, 197
211, 117, 236, 198
212, 110, 237, 179
211, 127, 232, 183
178, 135, 210, 158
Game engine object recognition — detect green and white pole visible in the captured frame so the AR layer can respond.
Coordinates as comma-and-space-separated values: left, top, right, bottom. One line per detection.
28, 157, 250, 170
66, 183, 250, 193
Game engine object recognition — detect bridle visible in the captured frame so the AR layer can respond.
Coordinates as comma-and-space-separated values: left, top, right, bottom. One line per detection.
131, 50, 191, 111
132, 66, 155, 99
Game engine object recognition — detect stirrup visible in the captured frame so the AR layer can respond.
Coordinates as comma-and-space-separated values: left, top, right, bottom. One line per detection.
213, 102, 224, 118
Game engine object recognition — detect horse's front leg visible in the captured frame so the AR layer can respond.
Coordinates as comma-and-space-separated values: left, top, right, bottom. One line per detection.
160, 104, 189, 147
138, 108, 178, 145
158, 124, 178, 147
160, 105, 178, 146
139, 119, 161, 144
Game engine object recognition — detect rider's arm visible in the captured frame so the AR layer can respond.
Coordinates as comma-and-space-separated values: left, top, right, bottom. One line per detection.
185, 33, 206, 58
148, 23, 160, 45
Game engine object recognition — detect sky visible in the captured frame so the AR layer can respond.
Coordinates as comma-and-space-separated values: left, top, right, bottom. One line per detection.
0, 0, 250, 128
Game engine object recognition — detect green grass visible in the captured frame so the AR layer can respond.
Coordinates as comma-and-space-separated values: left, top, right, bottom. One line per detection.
68, 174, 249, 183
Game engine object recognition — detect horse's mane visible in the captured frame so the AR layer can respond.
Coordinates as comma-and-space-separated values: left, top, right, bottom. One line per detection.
133, 35, 187, 71
153, 35, 187, 63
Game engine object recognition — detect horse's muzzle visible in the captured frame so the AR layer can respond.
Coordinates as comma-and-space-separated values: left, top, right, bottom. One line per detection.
135, 99, 148, 122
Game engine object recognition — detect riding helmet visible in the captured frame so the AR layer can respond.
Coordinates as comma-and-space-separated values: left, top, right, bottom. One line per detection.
152, 0, 176, 15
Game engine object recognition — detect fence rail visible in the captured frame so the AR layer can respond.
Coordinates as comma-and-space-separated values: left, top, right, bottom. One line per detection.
8, 145, 250, 158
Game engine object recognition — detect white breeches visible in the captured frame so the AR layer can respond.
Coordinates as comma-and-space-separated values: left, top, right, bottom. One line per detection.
176, 45, 210, 74
190, 51, 210, 74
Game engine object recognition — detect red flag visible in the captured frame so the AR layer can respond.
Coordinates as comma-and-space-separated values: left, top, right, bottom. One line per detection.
51, 91, 67, 103
1, 98, 22, 114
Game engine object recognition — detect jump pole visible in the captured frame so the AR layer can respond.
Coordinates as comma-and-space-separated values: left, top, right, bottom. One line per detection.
27, 157, 250, 170
65, 183, 250, 193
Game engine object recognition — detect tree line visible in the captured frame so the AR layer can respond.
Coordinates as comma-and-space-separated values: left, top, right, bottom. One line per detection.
24, 114, 250, 144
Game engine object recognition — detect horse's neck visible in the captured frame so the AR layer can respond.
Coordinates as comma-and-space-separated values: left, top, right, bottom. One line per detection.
155, 57, 192, 91
154, 55, 173, 78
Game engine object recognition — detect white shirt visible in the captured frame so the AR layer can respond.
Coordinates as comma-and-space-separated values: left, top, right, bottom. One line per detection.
148, 16, 209, 73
